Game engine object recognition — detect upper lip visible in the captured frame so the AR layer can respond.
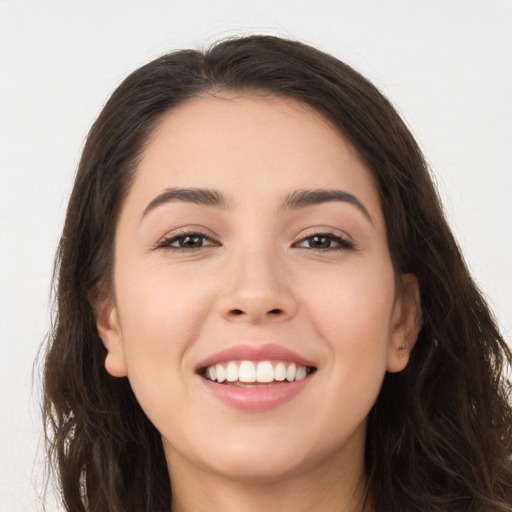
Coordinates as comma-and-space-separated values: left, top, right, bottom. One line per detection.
196, 343, 317, 371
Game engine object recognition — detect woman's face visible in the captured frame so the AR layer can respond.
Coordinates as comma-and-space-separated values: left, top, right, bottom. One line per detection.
98, 94, 419, 484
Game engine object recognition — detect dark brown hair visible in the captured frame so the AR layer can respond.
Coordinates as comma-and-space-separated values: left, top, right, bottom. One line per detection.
42, 35, 512, 511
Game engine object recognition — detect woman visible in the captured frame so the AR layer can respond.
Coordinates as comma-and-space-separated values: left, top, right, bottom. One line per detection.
42, 35, 512, 511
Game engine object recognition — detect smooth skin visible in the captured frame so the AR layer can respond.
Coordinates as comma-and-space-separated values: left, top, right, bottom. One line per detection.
97, 94, 421, 512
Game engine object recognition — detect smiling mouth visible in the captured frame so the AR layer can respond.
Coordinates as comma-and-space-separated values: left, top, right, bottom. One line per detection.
198, 360, 317, 385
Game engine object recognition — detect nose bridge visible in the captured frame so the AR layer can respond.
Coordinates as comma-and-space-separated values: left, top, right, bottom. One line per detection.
218, 238, 296, 323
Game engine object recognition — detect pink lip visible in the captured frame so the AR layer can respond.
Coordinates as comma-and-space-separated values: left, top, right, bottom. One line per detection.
196, 343, 316, 370
196, 343, 317, 412
199, 376, 313, 412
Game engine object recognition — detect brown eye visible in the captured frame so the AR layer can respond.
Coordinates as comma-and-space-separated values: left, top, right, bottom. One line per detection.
177, 235, 205, 248
295, 233, 354, 251
157, 232, 218, 251
303, 235, 332, 249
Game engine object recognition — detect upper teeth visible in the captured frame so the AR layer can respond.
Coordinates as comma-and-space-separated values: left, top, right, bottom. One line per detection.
205, 361, 309, 383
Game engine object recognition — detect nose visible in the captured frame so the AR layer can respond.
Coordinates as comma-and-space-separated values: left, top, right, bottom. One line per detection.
217, 246, 298, 324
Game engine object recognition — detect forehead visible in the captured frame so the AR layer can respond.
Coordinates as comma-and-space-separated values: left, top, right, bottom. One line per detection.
124, 94, 383, 224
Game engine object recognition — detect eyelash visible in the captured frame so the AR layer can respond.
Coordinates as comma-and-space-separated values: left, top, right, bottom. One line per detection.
155, 230, 218, 252
155, 230, 355, 253
293, 232, 355, 252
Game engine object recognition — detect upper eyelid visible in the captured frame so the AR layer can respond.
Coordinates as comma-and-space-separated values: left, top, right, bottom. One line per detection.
158, 225, 217, 240
293, 227, 353, 242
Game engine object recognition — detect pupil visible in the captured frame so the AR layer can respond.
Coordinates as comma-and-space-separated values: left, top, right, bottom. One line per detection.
311, 236, 330, 248
181, 235, 202, 247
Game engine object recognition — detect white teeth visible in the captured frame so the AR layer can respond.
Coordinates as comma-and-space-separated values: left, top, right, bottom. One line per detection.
286, 362, 297, 382
295, 365, 307, 381
204, 360, 311, 384
226, 361, 238, 382
215, 364, 226, 383
239, 361, 256, 382
256, 361, 274, 383
274, 362, 287, 381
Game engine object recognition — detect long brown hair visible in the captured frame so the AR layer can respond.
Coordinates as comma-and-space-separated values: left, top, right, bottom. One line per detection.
42, 35, 512, 511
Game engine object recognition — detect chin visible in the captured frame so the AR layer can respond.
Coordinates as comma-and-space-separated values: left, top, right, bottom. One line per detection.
165, 424, 314, 484
205, 448, 310, 484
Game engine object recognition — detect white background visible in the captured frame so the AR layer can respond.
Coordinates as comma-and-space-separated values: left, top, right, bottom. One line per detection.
1, 1, 510, 510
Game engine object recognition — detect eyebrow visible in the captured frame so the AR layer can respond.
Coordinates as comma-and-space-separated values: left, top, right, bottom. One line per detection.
141, 186, 373, 225
282, 189, 373, 224
142, 187, 229, 219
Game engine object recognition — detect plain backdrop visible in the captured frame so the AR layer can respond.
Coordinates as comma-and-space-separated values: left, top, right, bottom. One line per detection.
1, 1, 511, 510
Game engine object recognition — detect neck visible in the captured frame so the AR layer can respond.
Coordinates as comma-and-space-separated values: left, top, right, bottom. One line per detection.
167, 438, 372, 512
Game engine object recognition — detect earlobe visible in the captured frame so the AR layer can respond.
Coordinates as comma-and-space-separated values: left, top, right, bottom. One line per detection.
386, 274, 422, 373
95, 299, 128, 378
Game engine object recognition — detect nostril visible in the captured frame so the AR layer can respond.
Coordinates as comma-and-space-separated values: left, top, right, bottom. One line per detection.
231, 309, 244, 315
268, 308, 283, 315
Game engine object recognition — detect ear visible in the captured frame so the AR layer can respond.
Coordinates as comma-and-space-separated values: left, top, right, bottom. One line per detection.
95, 298, 127, 378
386, 273, 422, 373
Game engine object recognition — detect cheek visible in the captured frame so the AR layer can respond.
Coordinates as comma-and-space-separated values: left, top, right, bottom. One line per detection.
300, 259, 396, 387
304, 258, 396, 337
113, 268, 220, 433
113, 263, 213, 390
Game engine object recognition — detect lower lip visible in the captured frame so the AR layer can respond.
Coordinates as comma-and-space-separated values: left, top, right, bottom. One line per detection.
199, 375, 313, 412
